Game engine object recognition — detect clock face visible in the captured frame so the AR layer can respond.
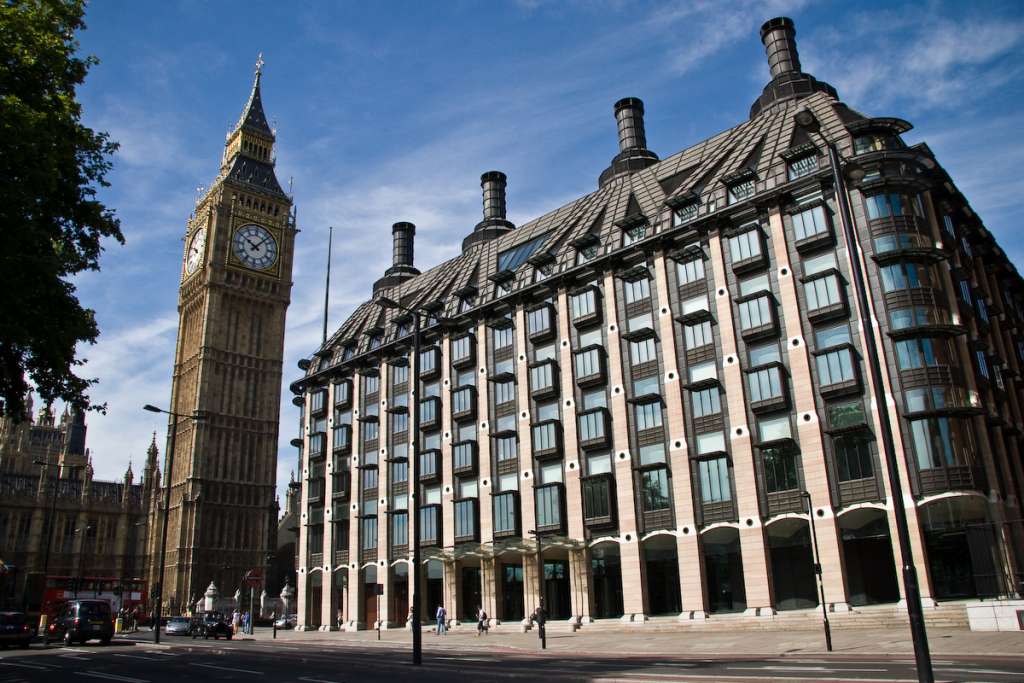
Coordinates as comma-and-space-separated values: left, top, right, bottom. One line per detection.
232, 224, 278, 271
185, 228, 206, 275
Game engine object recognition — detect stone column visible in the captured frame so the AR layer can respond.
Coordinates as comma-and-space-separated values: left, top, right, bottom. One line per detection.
603, 271, 647, 622
766, 208, 850, 611
653, 251, 707, 619
567, 546, 591, 626
708, 234, 774, 615
557, 289, 587, 625
514, 307, 539, 623
476, 322, 494, 546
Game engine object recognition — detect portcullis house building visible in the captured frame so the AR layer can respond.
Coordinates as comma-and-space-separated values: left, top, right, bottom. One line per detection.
290, 18, 1024, 630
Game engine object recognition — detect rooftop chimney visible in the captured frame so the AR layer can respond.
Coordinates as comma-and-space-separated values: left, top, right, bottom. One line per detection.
481, 171, 508, 222
598, 97, 659, 188
391, 221, 415, 269
373, 221, 420, 294
463, 171, 515, 251
615, 98, 648, 153
760, 17, 801, 79
749, 17, 837, 119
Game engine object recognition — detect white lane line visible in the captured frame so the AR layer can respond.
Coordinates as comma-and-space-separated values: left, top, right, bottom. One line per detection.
0, 662, 54, 670
190, 662, 264, 675
78, 672, 150, 683
62, 647, 94, 653
940, 668, 1019, 675
728, 666, 830, 672
113, 654, 165, 661
298, 678, 342, 683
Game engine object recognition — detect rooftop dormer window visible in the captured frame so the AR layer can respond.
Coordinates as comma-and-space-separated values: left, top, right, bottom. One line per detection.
672, 202, 699, 227
853, 132, 904, 155
497, 233, 549, 272
727, 177, 756, 205
622, 223, 648, 247
787, 153, 819, 181
342, 346, 355, 361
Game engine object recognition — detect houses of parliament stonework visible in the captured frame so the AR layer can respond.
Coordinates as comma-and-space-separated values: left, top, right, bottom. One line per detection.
0, 61, 295, 615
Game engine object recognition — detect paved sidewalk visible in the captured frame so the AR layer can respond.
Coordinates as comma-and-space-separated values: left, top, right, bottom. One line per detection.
256, 624, 1024, 659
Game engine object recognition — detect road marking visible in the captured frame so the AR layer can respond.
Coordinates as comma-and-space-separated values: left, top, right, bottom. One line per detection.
0, 662, 54, 671
78, 672, 150, 683
62, 647, 94, 653
113, 654, 166, 661
940, 667, 1018, 675
191, 662, 264, 675
298, 678, 343, 683
728, 666, 830, 672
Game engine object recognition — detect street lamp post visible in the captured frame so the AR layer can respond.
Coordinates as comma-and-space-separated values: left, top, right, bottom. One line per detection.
143, 403, 203, 644
528, 529, 546, 650
373, 295, 425, 666
800, 491, 832, 652
796, 119, 934, 682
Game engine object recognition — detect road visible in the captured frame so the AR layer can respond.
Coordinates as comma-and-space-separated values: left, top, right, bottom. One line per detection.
0, 634, 1022, 682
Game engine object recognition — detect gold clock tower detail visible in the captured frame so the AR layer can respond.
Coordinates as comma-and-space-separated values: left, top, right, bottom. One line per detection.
149, 57, 296, 612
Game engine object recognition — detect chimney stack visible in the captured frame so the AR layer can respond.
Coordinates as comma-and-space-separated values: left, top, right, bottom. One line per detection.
598, 97, 659, 188
391, 221, 415, 270
760, 17, 801, 80
481, 171, 508, 222
749, 17, 837, 119
463, 171, 515, 251
373, 221, 420, 294
614, 98, 648, 154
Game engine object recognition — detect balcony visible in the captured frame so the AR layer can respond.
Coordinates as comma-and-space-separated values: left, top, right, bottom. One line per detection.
418, 397, 441, 431
535, 483, 565, 534
331, 471, 350, 501
527, 303, 556, 342
812, 344, 861, 399
766, 489, 804, 516
419, 346, 441, 380
450, 333, 476, 369
735, 291, 778, 341
529, 359, 559, 400
837, 476, 880, 505
531, 420, 564, 460
332, 424, 352, 455
418, 449, 441, 483
577, 407, 611, 450
700, 499, 736, 525
308, 552, 324, 567
451, 386, 477, 422
581, 474, 616, 529
802, 270, 849, 323
333, 379, 352, 410
419, 505, 441, 547
310, 388, 328, 417
452, 440, 478, 476
333, 548, 349, 565
308, 432, 327, 461
745, 363, 790, 414
453, 498, 479, 544
918, 465, 986, 496
492, 491, 521, 539
569, 286, 603, 329
574, 345, 607, 388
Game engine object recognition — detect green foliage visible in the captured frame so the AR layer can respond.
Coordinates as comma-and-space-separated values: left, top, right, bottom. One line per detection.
0, 0, 123, 417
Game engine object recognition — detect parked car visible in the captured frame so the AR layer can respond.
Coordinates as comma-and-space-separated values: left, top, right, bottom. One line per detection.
165, 616, 192, 636
192, 612, 232, 640
0, 612, 32, 649
273, 613, 296, 629
46, 600, 113, 646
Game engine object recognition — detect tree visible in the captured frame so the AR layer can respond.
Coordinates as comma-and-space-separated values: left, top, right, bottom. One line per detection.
0, 0, 123, 418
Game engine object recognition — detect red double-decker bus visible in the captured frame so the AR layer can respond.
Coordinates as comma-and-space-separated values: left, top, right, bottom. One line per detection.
41, 576, 148, 620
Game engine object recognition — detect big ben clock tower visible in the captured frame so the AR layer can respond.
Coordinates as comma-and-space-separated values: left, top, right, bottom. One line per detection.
149, 57, 296, 612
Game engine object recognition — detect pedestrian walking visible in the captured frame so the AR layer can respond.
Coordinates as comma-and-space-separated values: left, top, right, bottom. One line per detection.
435, 604, 446, 635
476, 606, 488, 636
232, 609, 240, 635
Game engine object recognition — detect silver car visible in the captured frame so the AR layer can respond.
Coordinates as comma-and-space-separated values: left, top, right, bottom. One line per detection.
165, 616, 192, 636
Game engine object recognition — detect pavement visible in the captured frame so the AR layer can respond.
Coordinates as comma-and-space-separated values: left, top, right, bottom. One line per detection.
267, 622, 1024, 659
0, 626, 1018, 682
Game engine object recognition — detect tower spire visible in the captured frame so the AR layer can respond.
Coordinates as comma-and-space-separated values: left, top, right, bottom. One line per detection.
234, 52, 273, 138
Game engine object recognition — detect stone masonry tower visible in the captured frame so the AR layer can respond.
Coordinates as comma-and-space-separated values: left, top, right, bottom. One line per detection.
149, 56, 296, 613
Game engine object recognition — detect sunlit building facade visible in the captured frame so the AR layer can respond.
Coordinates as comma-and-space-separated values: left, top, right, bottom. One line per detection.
291, 17, 1024, 630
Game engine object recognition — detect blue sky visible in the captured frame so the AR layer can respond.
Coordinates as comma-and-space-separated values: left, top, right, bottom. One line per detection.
67, 0, 1024, 506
